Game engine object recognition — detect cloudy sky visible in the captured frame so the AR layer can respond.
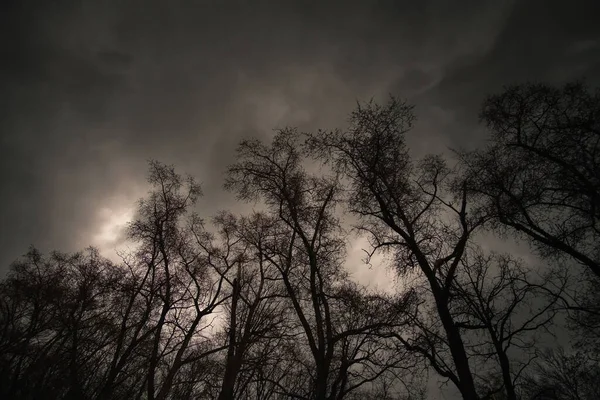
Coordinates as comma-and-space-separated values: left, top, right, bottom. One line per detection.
1, 0, 600, 275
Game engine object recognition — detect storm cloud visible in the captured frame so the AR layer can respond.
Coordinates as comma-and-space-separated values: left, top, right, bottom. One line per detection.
1, 0, 599, 272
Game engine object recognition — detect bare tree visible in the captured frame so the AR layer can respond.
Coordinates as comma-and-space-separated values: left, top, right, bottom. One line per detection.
0, 248, 128, 400
459, 82, 600, 279
225, 129, 417, 400
521, 347, 600, 400
1, 85, 588, 400
211, 212, 289, 400
565, 271, 600, 355
126, 161, 232, 400
309, 97, 486, 399
451, 250, 565, 399
458, 82, 600, 383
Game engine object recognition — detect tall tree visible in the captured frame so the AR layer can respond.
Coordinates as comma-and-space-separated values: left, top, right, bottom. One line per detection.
459, 82, 600, 279
451, 250, 564, 399
212, 212, 289, 400
0, 87, 583, 400
0, 248, 126, 400
225, 129, 417, 400
521, 347, 600, 400
308, 98, 486, 399
126, 161, 231, 400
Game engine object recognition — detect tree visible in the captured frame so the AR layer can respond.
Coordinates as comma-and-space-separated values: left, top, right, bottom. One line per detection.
225, 129, 418, 400
566, 270, 600, 355
125, 161, 234, 400
459, 82, 600, 375
521, 347, 600, 400
0, 86, 584, 400
211, 212, 289, 400
459, 82, 600, 279
308, 97, 487, 400
450, 250, 564, 399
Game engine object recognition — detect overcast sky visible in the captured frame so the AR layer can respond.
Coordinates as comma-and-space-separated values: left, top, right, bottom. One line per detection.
1, 0, 600, 276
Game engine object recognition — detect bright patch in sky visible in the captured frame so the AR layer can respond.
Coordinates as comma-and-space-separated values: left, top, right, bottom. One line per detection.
92, 206, 134, 251
346, 236, 397, 294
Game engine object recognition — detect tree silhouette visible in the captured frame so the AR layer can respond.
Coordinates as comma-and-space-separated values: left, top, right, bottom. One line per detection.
0, 248, 128, 399
521, 347, 600, 400
225, 130, 419, 400
459, 82, 600, 279
450, 250, 565, 399
307, 97, 570, 400
308, 98, 486, 400
1, 83, 595, 399
459, 82, 600, 381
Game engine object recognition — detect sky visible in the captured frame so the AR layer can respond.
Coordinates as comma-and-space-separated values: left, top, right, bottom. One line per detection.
1, 0, 600, 277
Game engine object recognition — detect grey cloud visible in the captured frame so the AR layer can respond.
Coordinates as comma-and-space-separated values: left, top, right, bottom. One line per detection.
1, 0, 599, 271
418, 0, 600, 146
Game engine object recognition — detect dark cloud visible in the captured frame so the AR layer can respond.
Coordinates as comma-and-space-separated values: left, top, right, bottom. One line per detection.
416, 0, 600, 148
1, 0, 599, 271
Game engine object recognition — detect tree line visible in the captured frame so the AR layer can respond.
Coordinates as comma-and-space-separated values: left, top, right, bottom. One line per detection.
1, 81, 598, 399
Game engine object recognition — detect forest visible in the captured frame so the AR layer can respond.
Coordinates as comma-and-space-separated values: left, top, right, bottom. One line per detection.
0, 81, 598, 400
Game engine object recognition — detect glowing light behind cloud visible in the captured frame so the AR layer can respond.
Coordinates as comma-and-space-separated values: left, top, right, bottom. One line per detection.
92, 205, 135, 254
346, 236, 397, 294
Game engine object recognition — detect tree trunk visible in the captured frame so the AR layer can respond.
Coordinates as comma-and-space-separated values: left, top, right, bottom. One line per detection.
218, 276, 241, 400
434, 294, 479, 400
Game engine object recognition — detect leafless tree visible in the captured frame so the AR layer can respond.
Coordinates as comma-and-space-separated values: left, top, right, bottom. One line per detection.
521, 347, 600, 400
1, 85, 587, 400
450, 250, 565, 399
225, 129, 418, 400
308, 97, 487, 399
210, 212, 290, 400
124, 161, 234, 400
458, 81, 600, 377
459, 82, 600, 279
0, 248, 126, 399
